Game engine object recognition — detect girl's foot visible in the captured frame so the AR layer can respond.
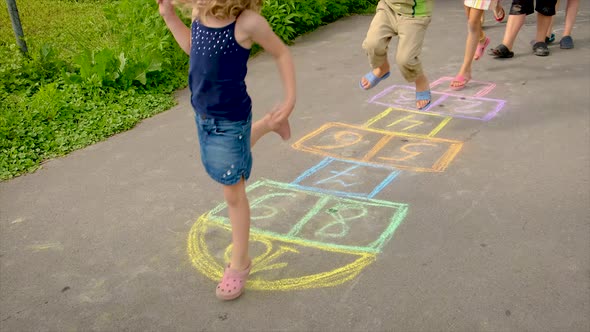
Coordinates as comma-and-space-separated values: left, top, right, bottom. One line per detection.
216, 260, 252, 301
450, 73, 471, 91
265, 112, 291, 141
274, 118, 291, 141
474, 36, 490, 60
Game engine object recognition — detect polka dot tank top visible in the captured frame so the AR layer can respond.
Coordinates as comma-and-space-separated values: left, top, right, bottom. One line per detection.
189, 20, 252, 121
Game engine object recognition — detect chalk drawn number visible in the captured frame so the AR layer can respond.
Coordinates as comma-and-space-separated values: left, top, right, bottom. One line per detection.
390, 90, 416, 108
312, 131, 363, 150
378, 142, 438, 162
452, 99, 483, 114
250, 193, 297, 220
315, 203, 368, 239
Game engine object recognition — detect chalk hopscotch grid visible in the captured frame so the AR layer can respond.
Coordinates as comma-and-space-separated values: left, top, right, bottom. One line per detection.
204, 179, 409, 254
368, 84, 507, 121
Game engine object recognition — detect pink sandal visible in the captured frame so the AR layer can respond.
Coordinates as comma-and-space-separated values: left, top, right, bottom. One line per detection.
494, 7, 505, 22
474, 36, 490, 61
450, 75, 470, 91
216, 261, 251, 300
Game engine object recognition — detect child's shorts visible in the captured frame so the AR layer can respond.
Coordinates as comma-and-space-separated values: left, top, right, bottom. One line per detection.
509, 0, 557, 16
464, 0, 497, 10
195, 112, 252, 185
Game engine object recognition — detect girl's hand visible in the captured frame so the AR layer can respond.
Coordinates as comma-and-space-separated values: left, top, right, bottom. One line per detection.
156, 0, 175, 17
271, 101, 294, 122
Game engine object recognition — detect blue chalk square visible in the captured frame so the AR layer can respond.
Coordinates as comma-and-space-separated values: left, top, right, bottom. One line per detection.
290, 158, 401, 199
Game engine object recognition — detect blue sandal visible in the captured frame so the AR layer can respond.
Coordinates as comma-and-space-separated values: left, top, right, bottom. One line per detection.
359, 71, 391, 90
416, 90, 431, 110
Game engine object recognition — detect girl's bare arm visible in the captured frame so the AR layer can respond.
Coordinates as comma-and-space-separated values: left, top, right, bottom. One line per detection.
239, 10, 296, 112
157, 0, 192, 55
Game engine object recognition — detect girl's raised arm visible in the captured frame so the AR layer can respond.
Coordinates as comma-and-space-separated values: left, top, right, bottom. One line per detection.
157, 0, 192, 55
240, 10, 296, 113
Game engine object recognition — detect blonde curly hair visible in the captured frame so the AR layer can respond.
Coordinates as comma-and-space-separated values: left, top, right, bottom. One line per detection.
173, 0, 262, 20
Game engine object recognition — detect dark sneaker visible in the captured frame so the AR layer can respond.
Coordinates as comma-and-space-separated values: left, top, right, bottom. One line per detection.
560, 36, 574, 49
532, 42, 550, 56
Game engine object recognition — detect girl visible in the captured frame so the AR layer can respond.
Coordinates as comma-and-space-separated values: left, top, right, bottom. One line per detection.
451, 0, 498, 90
157, 0, 296, 300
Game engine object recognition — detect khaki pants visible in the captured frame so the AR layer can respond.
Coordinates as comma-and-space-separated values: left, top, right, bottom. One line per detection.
362, 0, 431, 82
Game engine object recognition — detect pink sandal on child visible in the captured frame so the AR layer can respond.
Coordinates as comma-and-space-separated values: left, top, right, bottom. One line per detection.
450, 75, 470, 91
473, 37, 490, 60
474, 36, 490, 61
216, 260, 252, 301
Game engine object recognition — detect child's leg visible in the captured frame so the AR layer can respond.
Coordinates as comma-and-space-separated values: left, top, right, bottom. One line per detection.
395, 16, 431, 109
559, 0, 578, 48
546, 0, 560, 38
360, 1, 395, 89
452, 7, 485, 88
563, 0, 579, 36
547, 16, 555, 39
475, 9, 488, 60
223, 178, 251, 271
251, 115, 272, 147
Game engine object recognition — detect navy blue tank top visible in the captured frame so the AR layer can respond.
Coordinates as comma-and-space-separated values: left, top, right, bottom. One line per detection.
189, 20, 252, 121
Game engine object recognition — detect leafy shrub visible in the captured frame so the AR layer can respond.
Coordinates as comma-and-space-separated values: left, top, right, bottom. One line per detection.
261, 0, 301, 43
0, 0, 185, 180
263, 0, 377, 43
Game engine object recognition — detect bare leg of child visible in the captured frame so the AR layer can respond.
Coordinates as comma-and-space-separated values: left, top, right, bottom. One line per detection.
223, 179, 251, 271
559, 0, 579, 48
546, 0, 559, 40
563, 0, 579, 37
451, 7, 484, 89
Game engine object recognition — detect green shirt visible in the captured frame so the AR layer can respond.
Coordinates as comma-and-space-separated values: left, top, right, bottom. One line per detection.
385, 0, 433, 17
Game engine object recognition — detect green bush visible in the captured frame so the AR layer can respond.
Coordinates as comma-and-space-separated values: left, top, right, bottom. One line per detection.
0, 0, 377, 180
264, 0, 377, 43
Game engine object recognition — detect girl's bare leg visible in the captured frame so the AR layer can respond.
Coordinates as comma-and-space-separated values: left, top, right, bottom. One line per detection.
223, 179, 250, 271
451, 7, 484, 88
563, 0, 579, 37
